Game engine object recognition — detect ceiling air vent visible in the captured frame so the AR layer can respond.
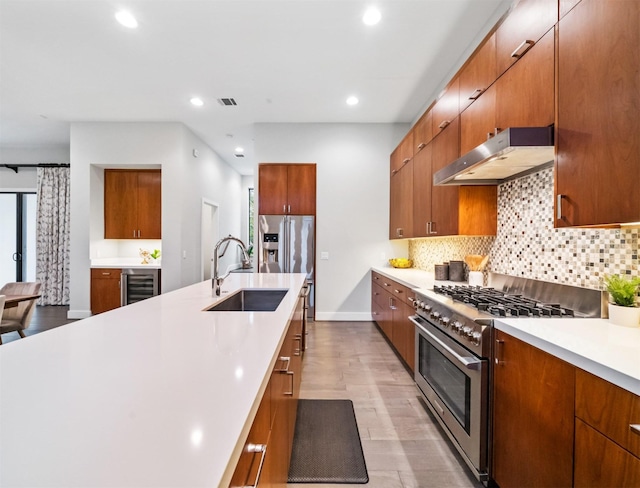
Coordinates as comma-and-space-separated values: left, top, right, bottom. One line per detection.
217, 98, 237, 106
235, 154, 245, 158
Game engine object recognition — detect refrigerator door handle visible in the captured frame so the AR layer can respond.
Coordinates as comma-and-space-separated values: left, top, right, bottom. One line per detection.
284, 215, 290, 273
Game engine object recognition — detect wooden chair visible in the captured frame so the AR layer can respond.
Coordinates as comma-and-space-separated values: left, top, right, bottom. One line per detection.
0, 282, 42, 345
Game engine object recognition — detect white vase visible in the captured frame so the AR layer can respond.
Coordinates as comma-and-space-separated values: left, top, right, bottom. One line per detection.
607, 303, 640, 328
468, 271, 484, 287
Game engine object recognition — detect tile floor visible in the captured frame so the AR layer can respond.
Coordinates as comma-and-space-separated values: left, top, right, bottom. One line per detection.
291, 320, 483, 488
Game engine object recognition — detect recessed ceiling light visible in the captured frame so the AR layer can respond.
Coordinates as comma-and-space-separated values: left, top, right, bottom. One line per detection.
235, 147, 244, 153
115, 10, 138, 29
362, 7, 381, 26
190, 97, 204, 107
346, 96, 359, 106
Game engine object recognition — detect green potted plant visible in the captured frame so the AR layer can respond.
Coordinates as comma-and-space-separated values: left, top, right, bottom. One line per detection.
603, 274, 640, 327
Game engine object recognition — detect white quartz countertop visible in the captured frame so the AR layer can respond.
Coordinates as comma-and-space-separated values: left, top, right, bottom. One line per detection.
91, 258, 161, 269
494, 318, 640, 395
0, 272, 306, 487
371, 265, 640, 396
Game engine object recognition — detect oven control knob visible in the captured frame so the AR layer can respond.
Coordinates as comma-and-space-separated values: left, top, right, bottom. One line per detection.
419, 301, 426, 309
461, 326, 473, 337
452, 321, 463, 332
424, 304, 432, 312
440, 317, 451, 328
431, 311, 440, 320
470, 331, 482, 346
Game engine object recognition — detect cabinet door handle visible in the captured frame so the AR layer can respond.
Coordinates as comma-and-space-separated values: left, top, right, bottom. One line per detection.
402, 158, 411, 165
557, 194, 564, 220
137, 230, 141, 238
389, 297, 397, 310
245, 444, 267, 487
391, 169, 398, 176
511, 39, 535, 59
396, 228, 404, 238
294, 336, 302, 356
284, 371, 294, 396
288, 205, 291, 213
283, 204, 286, 213
417, 142, 426, 150
495, 339, 504, 365
630, 424, 640, 436
468, 88, 484, 100
438, 120, 450, 130
430, 222, 437, 235
133, 230, 136, 238
275, 356, 290, 373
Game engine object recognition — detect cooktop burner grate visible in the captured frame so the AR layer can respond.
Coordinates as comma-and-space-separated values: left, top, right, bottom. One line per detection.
433, 284, 577, 318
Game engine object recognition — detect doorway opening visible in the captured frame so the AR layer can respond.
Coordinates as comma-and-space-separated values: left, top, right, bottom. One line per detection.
201, 199, 220, 281
0, 192, 36, 283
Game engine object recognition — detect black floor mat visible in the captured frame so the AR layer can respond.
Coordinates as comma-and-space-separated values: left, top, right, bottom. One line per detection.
288, 399, 369, 484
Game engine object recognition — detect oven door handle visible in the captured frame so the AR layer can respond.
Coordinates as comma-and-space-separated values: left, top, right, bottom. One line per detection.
410, 316, 483, 371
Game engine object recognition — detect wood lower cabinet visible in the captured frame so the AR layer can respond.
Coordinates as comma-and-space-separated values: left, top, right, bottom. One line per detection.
90, 268, 121, 315
389, 160, 413, 239
492, 330, 574, 488
231, 289, 304, 487
371, 271, 415, 373
574, 368, 640, 487
494, 0, 557, 77
556, 0, 640, 227
104, 169, 161, 239
258, 163, 316, 215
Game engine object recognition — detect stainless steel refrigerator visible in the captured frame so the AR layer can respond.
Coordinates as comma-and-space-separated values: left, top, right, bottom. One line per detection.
258, 215, 315, 318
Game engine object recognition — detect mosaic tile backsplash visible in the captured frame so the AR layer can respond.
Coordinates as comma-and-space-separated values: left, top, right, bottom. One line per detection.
410, 167, 639, 291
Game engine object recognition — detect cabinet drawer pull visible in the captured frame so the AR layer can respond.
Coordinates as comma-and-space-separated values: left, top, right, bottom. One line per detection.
468, 88, 484, 100
438, 120, 450, 130
631, 424, 640, 436
402, 158, 411, 165
389, 297, 397, 310
102, 272, 111, 276
394, 289, 403, 294
275, 356, 290, 373
245, 443, 267, 487
294, 336, 302, 356
284, 371, 294, 396
391, 169, 398, 176
417, 142, 426, 150
511, 39, 535, 59
383, 282, 391, 287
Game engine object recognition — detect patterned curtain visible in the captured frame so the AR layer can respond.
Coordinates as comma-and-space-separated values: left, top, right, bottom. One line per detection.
36, 167, 71, 305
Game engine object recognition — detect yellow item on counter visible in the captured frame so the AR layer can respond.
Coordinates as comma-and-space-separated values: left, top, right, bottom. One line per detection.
389, 258, 412, 269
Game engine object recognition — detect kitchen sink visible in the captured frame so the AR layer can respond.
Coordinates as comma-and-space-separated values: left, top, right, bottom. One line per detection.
205, 288, 289, 312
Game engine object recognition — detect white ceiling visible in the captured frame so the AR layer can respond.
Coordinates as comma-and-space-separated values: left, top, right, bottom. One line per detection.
0, 0, 510, 175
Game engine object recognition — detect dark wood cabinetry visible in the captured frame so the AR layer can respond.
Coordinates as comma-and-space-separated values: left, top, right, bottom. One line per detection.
459, 34, 496, 113
574, 369, 640, 487
492, 330, 574, 488
556, 0, 640, 227
371, 271, 415, 373
90, 268, 121, 315
104, 169, 161, 239
389, 160, 414, 239
432, 77, 459, 138
494, 0, 557, 77
258, 163, 316, 215
391, 131, 414, 174
412, 110, 433, 154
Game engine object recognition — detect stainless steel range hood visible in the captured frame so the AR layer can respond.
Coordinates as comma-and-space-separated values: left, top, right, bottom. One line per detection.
433, 127, 554, 186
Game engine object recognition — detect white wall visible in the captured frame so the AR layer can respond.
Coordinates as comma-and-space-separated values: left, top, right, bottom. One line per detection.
69, 122, 243, 318
0, 145, 70, 191
254, 123, 408, 321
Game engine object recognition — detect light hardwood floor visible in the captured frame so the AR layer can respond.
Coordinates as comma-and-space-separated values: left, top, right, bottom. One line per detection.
292, 320, 483, 488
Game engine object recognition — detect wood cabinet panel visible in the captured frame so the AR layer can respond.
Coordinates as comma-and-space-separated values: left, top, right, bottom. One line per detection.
413, 110, 433, 153
258, 164, 316, 215
575, 419, 640, 488
459, 34, 497, 113
104, 170, 161, 239
431, 119, 460, 237
495, 0, 557, 76
412, 142, 433, 237
492, 330, 574, 488
460, 85, 496, 155
391, 132, 414, 174
90, 268, 121, 315
389, 160, 413, 239
559, 0, 582, 19
432, 77, 459, 138
458, 186, 497, 236
556, 0, 640, 227
576, 369, 640, 458
495, 28, 554, 130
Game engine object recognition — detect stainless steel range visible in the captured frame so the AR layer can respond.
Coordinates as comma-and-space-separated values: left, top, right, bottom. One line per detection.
410, 273, 602, 483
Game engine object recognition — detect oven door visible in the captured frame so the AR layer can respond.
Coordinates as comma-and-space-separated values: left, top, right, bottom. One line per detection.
411, 315, 488, 480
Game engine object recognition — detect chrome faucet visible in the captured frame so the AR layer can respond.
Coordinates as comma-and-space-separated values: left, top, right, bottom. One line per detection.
213, 235, 251, 296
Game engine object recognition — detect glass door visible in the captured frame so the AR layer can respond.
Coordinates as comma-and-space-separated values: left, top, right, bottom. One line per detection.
0, 192, 37, 284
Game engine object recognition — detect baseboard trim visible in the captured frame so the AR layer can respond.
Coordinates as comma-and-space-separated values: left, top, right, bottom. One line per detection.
314, 312, 374, 321
67, 310, 91, 319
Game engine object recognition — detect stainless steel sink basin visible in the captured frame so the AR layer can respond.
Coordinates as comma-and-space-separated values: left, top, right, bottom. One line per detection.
205, 288, 289, 312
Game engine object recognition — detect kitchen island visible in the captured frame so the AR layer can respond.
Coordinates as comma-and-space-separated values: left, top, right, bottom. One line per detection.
0, 272, 307, 487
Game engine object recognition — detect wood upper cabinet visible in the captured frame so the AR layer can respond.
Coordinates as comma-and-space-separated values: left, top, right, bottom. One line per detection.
556, 0, 640, 227
412, 142, 433, 237
430, 119, 461, 237
90, 268, 121, 315
432, 77, 459, 138
412, 109, 433, 154
460, 84, 497, 155
574, 369, 640, 488
459, 33, 497, 113
559, 0, 582, 19
494, 27, 554, 130
258, 163, 316, 215
104, 169, 161, 239
495, 0, 557, 77
492, 330, 575, 488
391, 131, 414, 174
389, 160, 413, 239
